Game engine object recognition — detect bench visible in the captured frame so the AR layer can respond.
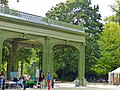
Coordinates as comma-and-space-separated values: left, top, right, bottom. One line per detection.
53, 79, 61, 88
5, 81, 17, 89
26, 81, 37, 88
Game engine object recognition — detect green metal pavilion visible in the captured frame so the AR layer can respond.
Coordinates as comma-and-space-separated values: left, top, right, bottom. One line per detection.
0, 7, 86, 85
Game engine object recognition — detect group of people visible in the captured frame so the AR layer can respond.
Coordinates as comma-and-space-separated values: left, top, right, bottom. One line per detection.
38, 70, 51, 90
0, 71, 51, 90
11, 76, 28, 90
0, 73, 33, 90
26, 74, 35, 81
14, 74, 36, 89
11, 71, 50, 90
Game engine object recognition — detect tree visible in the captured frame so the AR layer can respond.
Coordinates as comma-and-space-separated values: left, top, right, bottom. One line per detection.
53, 45, 79, 80
46, 0, 103, 79
46, 0, 103, 34
18, 47, 39, 75
92, 22, 120, 76
0, 0, 8, 7
104, 0, 120, 23
2, 44, 10, 75
0, 0, 19, 7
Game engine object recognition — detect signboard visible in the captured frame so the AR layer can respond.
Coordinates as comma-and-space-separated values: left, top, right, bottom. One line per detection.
10, 72, 18, 78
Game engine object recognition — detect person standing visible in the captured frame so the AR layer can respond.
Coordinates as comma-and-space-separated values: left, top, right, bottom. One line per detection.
38, 70, 45, 89
46, 72, 50, 90
0, 72, 4, 89
0, 73, 2, 89
40, 72, 45, 89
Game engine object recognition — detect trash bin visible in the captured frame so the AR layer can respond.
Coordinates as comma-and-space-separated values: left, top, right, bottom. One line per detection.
74, 78, 79, 87
82, 77, 86, 86
75, 80, 79, 87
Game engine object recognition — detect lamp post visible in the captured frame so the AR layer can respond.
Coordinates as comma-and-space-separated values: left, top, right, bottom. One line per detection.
33, 61, 36, 78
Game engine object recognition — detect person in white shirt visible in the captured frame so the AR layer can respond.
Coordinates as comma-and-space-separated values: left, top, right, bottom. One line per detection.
18, 77, 24, 87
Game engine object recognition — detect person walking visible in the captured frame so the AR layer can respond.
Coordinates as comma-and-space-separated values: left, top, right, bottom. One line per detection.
46, 72, 51, 90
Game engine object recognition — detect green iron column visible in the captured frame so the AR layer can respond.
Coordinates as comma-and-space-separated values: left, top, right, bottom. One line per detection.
0, 40, 4, 73
42, 37, 53, 77
48, 43, 54, 80
78, 42, 85, 85
0, 29, 5, 73
11, 41, 19, 72
7, 46, 12, 79
46, 37, 54, 86
42, 37, 50, 76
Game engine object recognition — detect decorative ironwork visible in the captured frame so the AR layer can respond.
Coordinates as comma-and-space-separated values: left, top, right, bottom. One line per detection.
0, 6, 84, 32
0, 7, 44, 21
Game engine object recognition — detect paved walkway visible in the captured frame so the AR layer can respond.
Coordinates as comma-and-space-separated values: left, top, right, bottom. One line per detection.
27, 83, 120, 90
4, 83, 120, 90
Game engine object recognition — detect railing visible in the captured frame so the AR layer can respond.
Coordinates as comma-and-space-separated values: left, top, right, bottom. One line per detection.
0, 7, 44, 22
0, 6, 84, 32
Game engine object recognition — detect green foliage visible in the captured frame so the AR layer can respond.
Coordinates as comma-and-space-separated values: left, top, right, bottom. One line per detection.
2, 41, 12, 75
54, 47, 78, 72
54, 45, 79, 80
18, 47, 39, 74
0, 0, 19, 7
92, 22, 120, 75
104, 0, 120, 23
0, 1, 20, 17
18, 47, 38, 63
2, 45, 10, 74
85, 35, 100, 75
46, 0, 103, 34
1, 0, 8, 7
2, 46, 10, 63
